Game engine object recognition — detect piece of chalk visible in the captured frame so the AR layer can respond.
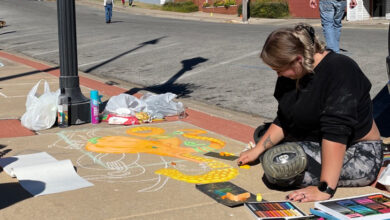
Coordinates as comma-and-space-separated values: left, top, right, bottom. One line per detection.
256, 193, 262, 201
239, 165, 250, 169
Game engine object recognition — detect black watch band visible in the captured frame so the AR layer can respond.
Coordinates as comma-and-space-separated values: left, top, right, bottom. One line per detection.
318, 181, 336, 198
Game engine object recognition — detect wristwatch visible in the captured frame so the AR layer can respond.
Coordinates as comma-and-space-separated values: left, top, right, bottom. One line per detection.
318, 181, 336, 198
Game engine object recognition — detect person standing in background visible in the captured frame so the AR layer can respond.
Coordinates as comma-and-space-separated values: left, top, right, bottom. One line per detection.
104, 0, 114, 23
309, 0, 357, 53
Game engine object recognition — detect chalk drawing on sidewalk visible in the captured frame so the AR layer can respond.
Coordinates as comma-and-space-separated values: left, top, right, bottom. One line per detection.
76, 152, 172, 193
85, 127, 239, 184
49, 128, 171, 192
49, 126, 239, 192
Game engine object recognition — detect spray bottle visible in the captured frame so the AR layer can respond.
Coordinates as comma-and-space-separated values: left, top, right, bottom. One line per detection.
90, 90, 102, 124
57, 88, 69, 128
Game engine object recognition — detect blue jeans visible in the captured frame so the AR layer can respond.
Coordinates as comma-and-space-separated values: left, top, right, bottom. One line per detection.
319, 0, 347, 53
105, 4, 112, 23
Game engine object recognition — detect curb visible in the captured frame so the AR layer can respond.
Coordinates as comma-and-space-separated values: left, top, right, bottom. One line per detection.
0, 50, 262, 143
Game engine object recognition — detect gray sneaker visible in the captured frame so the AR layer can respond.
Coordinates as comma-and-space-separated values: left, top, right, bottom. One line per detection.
261, 142, 307, 185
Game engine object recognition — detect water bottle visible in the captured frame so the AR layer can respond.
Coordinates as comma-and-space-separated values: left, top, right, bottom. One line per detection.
58, 88, 69, 128
90, 90, 101, 124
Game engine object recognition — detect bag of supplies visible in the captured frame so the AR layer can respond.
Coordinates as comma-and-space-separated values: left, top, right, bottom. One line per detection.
21, 80, 60, 131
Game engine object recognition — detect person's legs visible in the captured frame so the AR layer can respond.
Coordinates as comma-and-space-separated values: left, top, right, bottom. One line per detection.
105, 6, 110, 23
298, 141, 323, 186
129, 0, 133, 6
298, 140, 383, 187
319, 0, 338, 52
338, 141, 383, 187
262, 140, 383, 188
107, 4, 112, 23
333, 0, 347, 52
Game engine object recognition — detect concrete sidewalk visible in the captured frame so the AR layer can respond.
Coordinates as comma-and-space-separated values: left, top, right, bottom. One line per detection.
0, 50, 386, 220
1, 2, 389, 219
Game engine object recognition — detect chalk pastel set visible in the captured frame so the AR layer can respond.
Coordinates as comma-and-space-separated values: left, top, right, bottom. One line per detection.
196, 181, 257, 207
245, 201, 307, 219
314, 193, 390, 219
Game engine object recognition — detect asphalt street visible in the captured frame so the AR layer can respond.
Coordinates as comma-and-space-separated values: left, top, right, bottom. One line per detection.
0, 0, 388, 120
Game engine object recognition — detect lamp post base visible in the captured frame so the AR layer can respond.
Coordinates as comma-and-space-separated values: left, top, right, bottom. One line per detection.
70, 101, 91, 125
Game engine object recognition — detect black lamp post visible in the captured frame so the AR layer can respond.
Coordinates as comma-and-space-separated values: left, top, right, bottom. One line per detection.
57, 0, 90, 124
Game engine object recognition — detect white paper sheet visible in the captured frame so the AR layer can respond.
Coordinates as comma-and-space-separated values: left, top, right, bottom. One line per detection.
0, 152, 57, 177
0, 152, 93, 196
13, 159, 93, 196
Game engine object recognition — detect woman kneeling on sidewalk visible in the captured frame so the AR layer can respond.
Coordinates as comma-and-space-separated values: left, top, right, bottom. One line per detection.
237, 23, 383, 202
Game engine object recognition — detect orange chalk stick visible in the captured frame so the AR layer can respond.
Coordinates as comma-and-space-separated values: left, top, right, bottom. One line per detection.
225, 192, 250, 202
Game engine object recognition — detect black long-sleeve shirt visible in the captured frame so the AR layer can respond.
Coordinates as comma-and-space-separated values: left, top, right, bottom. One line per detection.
273, 51, 373, 146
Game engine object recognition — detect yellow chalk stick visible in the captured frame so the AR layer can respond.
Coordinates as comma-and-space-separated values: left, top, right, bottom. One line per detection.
239, 165, 250, 169
256, 193, 262, 202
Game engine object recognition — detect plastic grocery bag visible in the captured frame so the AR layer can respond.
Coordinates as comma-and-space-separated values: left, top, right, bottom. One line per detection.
21, 80, 60, 131
104, 93, 146, 115
104, 92, 184, 119
141, 92, 184, 119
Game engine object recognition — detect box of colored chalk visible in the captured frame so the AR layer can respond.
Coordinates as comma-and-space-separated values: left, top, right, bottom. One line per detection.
245, 201, 308, 219
314, 193, 390, 220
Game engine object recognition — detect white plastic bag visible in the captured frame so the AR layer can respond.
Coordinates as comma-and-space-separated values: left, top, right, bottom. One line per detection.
104, 92, 184, 119
21, 80, 60, 131
141, 92, 184, 119
104, 93, 146, 115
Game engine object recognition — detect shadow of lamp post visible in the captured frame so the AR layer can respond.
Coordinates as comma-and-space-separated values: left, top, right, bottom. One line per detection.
57, 0, 90, 124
